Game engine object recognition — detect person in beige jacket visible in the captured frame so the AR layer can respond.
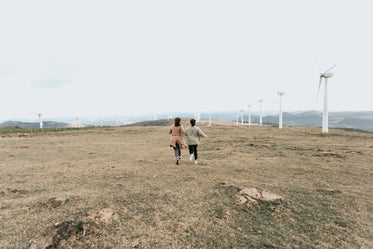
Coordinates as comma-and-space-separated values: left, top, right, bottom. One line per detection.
169, 117, 187, 165
184, 119, 207, 164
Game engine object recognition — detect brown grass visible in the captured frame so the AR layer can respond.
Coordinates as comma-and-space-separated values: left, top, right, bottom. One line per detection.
0, 122, 372, 248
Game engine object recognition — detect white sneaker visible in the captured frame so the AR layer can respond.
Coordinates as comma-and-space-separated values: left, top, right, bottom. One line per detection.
194, 160, 198, 164
189, 154, 194, 161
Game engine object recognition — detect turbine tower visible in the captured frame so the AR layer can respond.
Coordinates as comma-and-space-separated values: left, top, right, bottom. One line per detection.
248, 105, 251, 126
277, 91, 285, 129
258, 100, 263, 127
32, 113, 43, 129
318, 64, 337, 133
194, 112, 201, 123
240, 109, 244, 126
208, 113, 212, 127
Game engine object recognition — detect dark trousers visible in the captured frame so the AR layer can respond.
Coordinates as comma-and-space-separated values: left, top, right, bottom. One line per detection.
188, 145, 198, 160
173, 143, 181, 158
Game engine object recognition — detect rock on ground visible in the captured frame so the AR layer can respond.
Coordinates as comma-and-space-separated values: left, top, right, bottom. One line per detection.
260, 191, 284, 202
239, 188, 261, 199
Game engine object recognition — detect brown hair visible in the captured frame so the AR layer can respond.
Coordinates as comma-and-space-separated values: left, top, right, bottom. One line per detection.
174, 117, 181, 126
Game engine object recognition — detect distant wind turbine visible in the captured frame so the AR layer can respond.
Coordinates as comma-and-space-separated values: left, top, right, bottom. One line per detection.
248, 105, 251, 126
31, 112, 43, 129
277, 91, 285, 129
208, 113, 212, 127
240, 109, 244, 126
194, 113, 201, 123
258, 100, 263, 127
318, 64, 337, 133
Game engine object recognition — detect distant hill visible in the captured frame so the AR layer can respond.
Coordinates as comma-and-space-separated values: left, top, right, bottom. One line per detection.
126, 119, 173, 127
1, 111, 372, 132
126, 119, 194, 127
126, 111, 373, 132
0, 121, 69, 129
262, 111, 373, 132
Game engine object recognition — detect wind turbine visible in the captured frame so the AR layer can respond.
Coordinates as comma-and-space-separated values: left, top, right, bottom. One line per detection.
208, 113, 212, 127
31, 113, 43, 129
277, 91, 285, 129
240, 109, 244, 126
194, 112, 201, 123
318, 64, 337, 133
248, 105, 251, 126
258, 100, 263, 126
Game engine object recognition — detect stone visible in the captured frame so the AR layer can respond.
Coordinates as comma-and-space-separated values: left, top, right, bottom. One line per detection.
220, 182, 235, 188
239, 188, 261, 200
260, 191, 284, 202
48, 196, 69, 207
244, 196, 259, 206
98, 208, 114, 224
233, 194, 247, 205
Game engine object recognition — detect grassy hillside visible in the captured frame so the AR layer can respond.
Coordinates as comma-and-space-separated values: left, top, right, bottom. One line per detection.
0, 120, 69, 129
0, 122, 372, 248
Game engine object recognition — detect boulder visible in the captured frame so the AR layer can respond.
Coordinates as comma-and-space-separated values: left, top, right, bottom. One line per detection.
233, 194, 247, 205
244, 196, 259, 206
260, 191, 284, 202
239, 188, 261, 200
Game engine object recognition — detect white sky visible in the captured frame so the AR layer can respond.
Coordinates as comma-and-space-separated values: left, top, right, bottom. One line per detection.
1, 0, 372, 120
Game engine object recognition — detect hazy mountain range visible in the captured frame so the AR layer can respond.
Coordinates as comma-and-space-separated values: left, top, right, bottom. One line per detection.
1, 111, 373, 132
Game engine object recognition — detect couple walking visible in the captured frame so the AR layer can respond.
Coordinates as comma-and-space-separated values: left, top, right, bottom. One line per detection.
169, 117, 207, 165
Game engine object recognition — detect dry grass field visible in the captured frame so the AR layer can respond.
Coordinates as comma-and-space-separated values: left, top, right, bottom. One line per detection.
0, 121, 372, 248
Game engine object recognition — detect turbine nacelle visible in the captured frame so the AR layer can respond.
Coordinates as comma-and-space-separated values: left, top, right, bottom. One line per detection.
320, 72, 334, 78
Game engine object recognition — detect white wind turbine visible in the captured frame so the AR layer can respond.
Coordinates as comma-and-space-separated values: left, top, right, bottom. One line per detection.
32, 112, 43, 129
318, 64, 337, 133
277, 91, 285, 129
194, 112, 201, 123
208, 113, 212, 127
258, 100, 263, 126
247, 104, 251, 126
240, 109, 244, 126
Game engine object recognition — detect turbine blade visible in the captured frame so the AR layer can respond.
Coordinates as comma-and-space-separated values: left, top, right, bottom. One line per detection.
323, 64, 337, 74
317, 77, 322, 98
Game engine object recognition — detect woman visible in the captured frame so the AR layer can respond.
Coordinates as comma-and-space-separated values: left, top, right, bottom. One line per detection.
184, 118, 207, 164
169, 117, 187, 165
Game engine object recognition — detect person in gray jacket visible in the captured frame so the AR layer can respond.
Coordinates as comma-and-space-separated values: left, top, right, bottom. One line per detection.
184, 119, 207, 164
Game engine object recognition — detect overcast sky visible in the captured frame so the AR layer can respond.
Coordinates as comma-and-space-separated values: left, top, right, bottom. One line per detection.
1, 0, 372, 120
